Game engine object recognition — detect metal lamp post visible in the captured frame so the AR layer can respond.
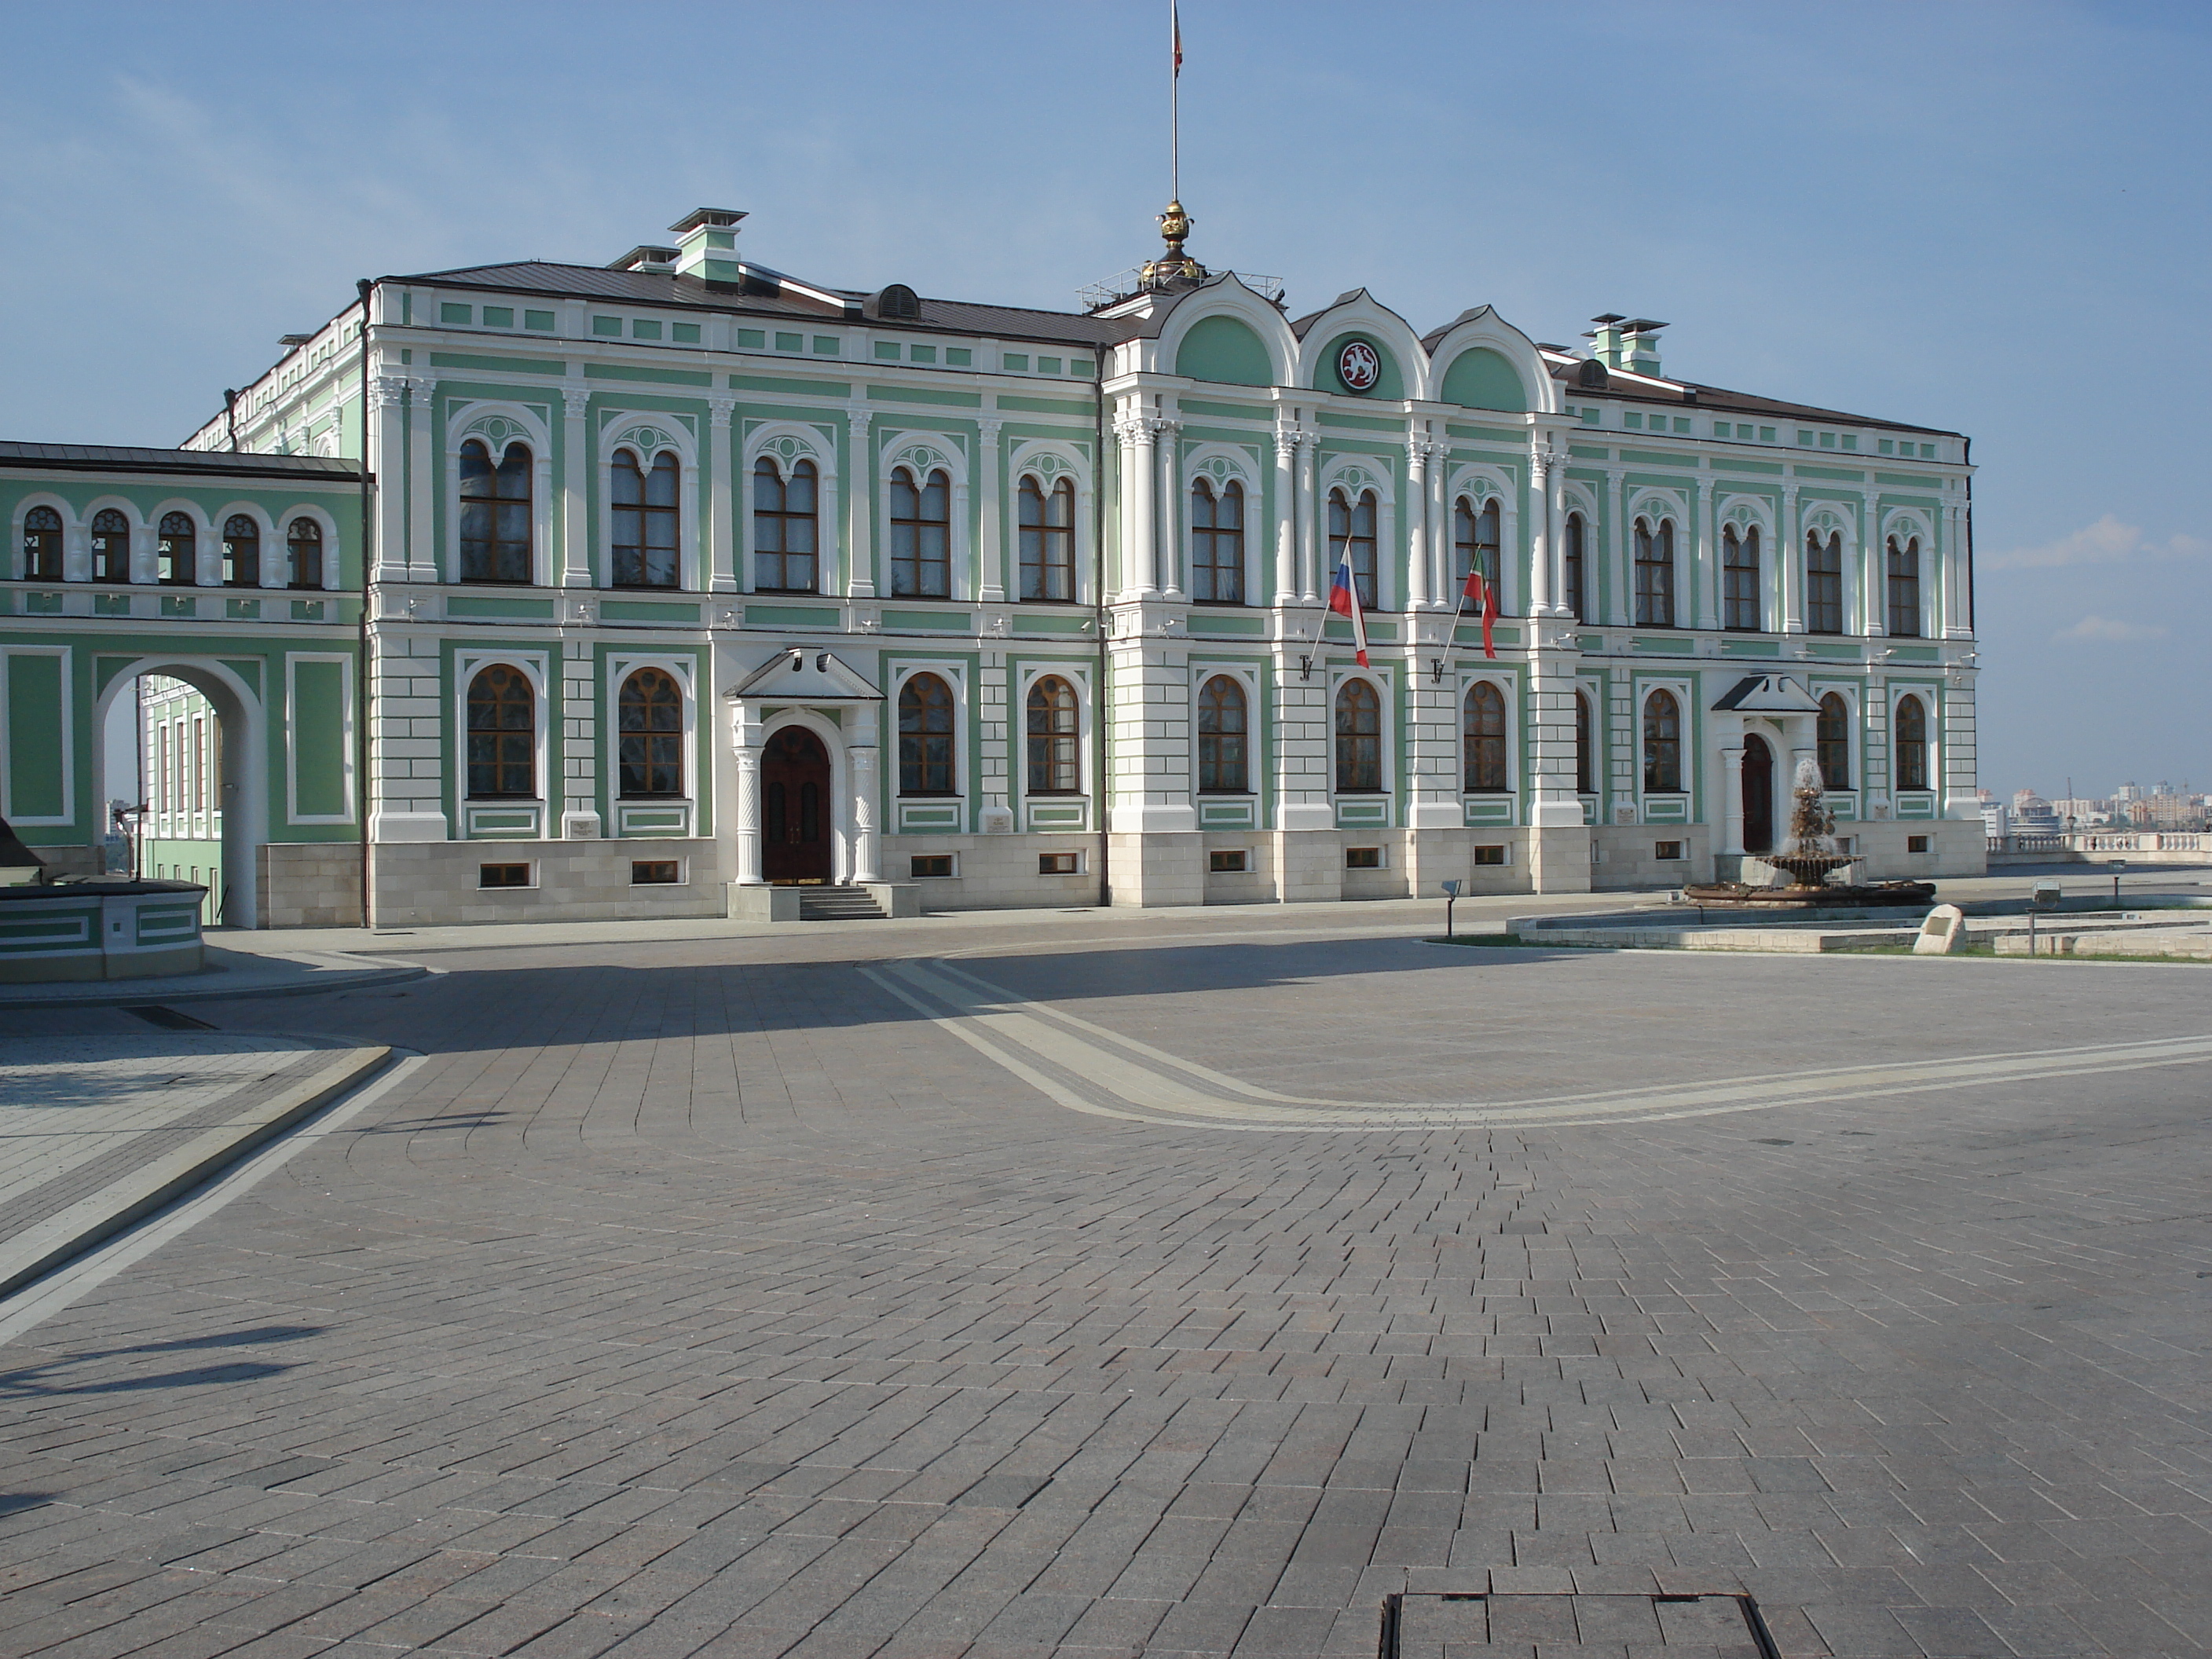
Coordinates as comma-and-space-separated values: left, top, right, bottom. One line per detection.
1441, 879, 1460, 940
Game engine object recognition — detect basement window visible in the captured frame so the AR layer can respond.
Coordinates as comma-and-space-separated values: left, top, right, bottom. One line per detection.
910, 854, 954, 878
1474, 845, 1507, 866
631, 860, 681, 885
479, 862, 533, 888
1346, 847, 1383, 870
1907, 835, 1931, 854
1654, 840, 1685, 861
1038, 851, 1080, 875
1209, 849, 1248, 873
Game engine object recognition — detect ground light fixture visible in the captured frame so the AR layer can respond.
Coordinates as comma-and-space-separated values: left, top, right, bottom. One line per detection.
2028, 877, 2064, 955
1441, 877, 1460, 939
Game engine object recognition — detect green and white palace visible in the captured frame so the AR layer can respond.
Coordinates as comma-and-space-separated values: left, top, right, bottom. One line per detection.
2, 203, 1983, 926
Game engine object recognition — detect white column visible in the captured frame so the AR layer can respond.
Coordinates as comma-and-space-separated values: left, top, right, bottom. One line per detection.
1127, 416, 1159, 595
1694, 476, 1718, 631
1604, 467, 1628, 626
1404, 436, 1430, 610
1780, 487, 1804, 633
1529, 449, 1555, 617
846, 406, 875, 598
369, 375, 409, 581
408, 379, 438, 583
1157, 420, 1182, 599
1943, 496, 1971, 638
1296, 434, 1319, 601
976, 416, 1005, 602
1272, 427, 1298, 605
561, 386, 592, 587
1427, 444, 1448, 608
707, 397, 737, 593
733, 740, 763, 884
1863, 506, 1885, 637
952, 471, 974, 600
850, 745, 881, 883
1719, 741, 1745, 854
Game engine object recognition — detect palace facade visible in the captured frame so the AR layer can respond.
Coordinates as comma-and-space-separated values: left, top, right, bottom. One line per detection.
2, 205, 1983, 925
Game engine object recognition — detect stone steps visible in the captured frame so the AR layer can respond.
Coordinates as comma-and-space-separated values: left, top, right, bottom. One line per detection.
797, 887, 886, 921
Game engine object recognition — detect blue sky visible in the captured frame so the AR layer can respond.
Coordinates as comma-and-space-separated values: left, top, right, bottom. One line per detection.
3, 1, 2206, 800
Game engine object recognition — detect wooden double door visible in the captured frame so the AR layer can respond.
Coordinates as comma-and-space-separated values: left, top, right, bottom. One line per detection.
761, 727, 833, 883
1742, 733, 1774, 853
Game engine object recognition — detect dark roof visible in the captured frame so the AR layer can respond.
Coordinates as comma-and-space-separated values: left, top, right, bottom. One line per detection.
1548, 361, 1956, 438
0, 442, 362, 482
395, 261, 1123, 350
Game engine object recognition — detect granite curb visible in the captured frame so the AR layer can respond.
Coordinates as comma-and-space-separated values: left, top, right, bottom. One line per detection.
0, 1042, 391, 1299
0, 946, 430, 1009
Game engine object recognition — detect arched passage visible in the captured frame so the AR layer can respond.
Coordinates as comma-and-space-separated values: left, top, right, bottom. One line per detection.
1742, 733, 1774, 855
92, 657, 266, 928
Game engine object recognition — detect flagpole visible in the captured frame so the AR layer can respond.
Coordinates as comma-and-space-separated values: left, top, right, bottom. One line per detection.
1170, 0, 1180, 203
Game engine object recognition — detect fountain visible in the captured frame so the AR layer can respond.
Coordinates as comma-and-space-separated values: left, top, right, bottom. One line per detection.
1683, 759, 1936, 907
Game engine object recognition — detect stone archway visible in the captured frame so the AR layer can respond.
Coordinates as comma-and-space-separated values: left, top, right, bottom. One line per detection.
760, 726, 834, 883
1742, 734, 1774, 854
93, 657, 266, 928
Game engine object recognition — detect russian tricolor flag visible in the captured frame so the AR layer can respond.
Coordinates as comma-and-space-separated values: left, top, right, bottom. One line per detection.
1328, 546, 1370, 668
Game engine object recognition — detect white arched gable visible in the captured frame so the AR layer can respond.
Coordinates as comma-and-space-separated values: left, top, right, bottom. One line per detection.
1628, 486, 1688, 529
1152, 276, 1299, 386
742, 420, 834, 480
1009, 438, 1090, 493
79, 494, 145, 530
1800, 502, 1857, 548
881, 431, 969, 489
1561, 480, 1600, 520
602, 413, 699, 471
1295, 290, 1430, 401
1423, 306, 1561, 417
1716, 493, 1776, 537
273, 503, 343, 591
450, 401, 553, 460
1319, 454, 1391, 500
209, 500, 278, 541
1881, 506, 1934, 551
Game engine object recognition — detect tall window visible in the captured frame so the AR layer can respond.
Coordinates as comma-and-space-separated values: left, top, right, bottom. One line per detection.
1329, 487, 1378, 609
613, 451, 680, 588
1197, 675, 1248, 793
898, 672, 956, 795
1562, 511, 1585, 621
751, 456, 818, 593
222, 515, 260, 588
1643, 689, 1682, 793
466, 665, 536, 799
617, 668, 683, 798
1020, 476, 1076, 601
1188, 478, 1243, 604
21, 507, 63, 580
1454, 496, 1501, 595
1818, 692, 1851, 789
155, 512, 195, 586
1806, 531, 1844, 634
1887, 536, 1921, 637
1335, 679, 1382, 793
1463, 682, 1507, 792
1634, 518, 1675, 626
1574, 691, 1593, 795
1894, 694, 1929, 792
93, 508, 132, 584
1723, 525, 1760, 631
890, 467, 950, 597
1026, 676, 1080, 793
285, 518, 323, 589
460, 439, 533, 583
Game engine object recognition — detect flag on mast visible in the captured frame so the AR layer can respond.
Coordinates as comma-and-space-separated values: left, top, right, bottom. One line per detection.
1461, 564, 1497, 659
1173, 0, 1183, 75
1328, 543, 1371, 668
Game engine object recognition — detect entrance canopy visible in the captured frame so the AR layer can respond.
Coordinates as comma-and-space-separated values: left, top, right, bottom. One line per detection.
725, 647, 883, 709
1711, 673, 1823, 714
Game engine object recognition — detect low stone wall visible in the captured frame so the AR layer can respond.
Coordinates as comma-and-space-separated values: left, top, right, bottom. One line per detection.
369, 838, 729, 927
260, 843, 363, 928
0, 881, 205, 980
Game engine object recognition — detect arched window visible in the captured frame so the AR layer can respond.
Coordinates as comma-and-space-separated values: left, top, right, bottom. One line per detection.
1197, 675, 1248, 794
617, 668, 684, 799
1574, 690, 1593, 796
1723, 525, 1760, 631
1818, 692, 1851, 789
1453, 496, 1501, 596
1887, 535, 1921, 637
1335, 679, 1382, 793
156, 512, 195, 587
1643, 690, 1682, 793
1806, 531, 1844, 634
21, 506, 63, 580
1026, 676, 1080, 794
1463, 682, 1508, 793
752, 456, 817, 592
890, 467, 950, 597
898, 672, 956, 796
222, 515, 260, 588
466, 665, 536, 799
1328, 487, 1378, 609
613, 451, 680, 588
93, 508, 132, 584
1562, 511, 1586, 621
459, 439, 533, 583
285, 518, 323, 589
1188, 478, 1243, 604
1634, 518, 1675, 626
1894, 694, 1929, 792
1020, 476, 1076, 601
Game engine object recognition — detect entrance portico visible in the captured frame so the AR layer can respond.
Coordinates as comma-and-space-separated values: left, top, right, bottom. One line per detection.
1711, 673, 1825, 862
724, 648, 884, 889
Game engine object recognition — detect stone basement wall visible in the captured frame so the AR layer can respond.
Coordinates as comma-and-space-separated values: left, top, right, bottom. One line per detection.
1589, 817, 1986, 892
369, 837, 727, 927
260, 843, 364, 928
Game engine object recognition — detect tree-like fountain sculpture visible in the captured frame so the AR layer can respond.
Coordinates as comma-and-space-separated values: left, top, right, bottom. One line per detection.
1683, 757, 1936, 906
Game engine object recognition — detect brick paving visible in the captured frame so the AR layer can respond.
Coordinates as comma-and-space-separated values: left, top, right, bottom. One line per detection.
0, 912, 2206, 1658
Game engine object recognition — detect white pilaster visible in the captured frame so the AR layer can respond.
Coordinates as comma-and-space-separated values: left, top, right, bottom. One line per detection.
561, 386, 592, 588
1604, 467, 1628, 626
707, 396, 737, 593
1157, 419, 1182, 599
1272, 427, 1298, 605
976, 416, 1005, 602
845, 405, 875, 598
1404, 435, 1430, 610
1780, 486, 1804, 634
733, 741, 763, 884
369, 375, 409, 581
1694, 475, 1719, 631
408, 379, 438, 584
850, 744, 880, 882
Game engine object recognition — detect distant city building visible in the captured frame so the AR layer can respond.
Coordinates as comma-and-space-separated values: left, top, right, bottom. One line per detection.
2011, 790, 2060, 833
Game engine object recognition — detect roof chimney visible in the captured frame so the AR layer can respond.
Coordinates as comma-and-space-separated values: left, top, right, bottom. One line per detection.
1584, 315, 1627, 371
607, 244, 678, 274
668, 207, 747, 284
1621, 318, 1667, 378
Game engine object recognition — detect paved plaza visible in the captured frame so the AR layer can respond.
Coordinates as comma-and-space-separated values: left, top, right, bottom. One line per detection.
0, 899, 2206, 1658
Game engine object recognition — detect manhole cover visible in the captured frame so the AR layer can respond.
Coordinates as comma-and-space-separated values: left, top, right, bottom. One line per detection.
1382, 1591, 1780, 1657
